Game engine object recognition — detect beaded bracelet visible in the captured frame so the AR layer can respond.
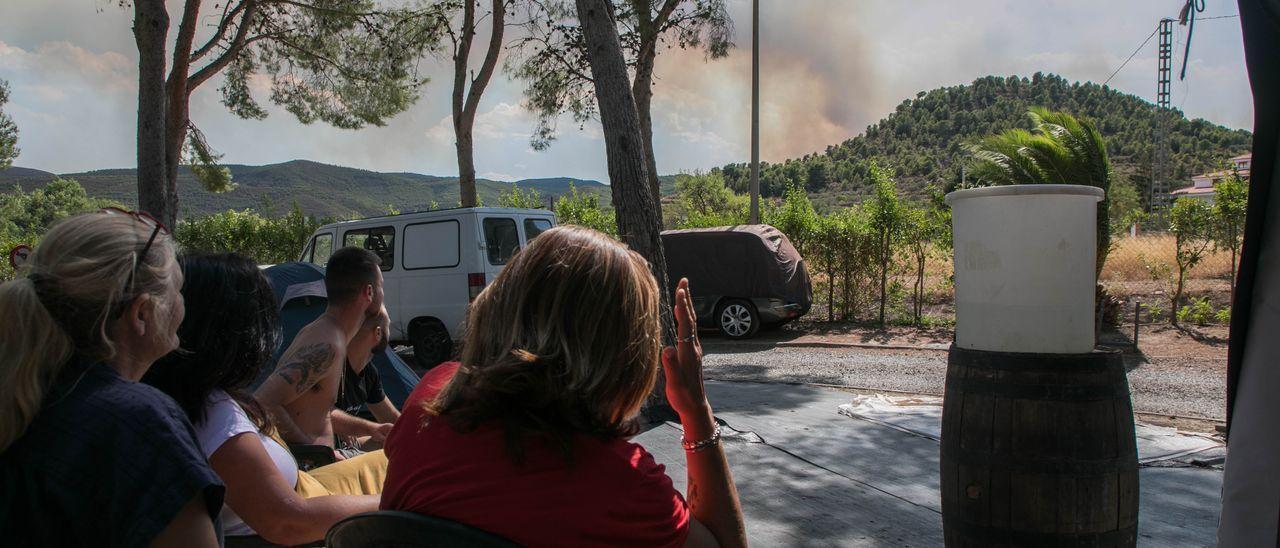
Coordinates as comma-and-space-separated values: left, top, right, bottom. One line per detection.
681, 425, 722, 453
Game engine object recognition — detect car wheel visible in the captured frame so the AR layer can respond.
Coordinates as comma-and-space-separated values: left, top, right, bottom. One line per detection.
410, 319, 453, 370
716, 299, 760, 339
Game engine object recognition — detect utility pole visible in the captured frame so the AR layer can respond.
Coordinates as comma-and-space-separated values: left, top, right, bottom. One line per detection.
748, 0, 760, 224
1151, 17, 1174, 219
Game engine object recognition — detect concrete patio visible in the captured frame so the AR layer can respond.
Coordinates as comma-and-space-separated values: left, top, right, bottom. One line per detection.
634, 380, 1222, 546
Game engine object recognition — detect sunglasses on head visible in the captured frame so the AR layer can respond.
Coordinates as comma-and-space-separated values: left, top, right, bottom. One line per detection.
99, 207, 171, 296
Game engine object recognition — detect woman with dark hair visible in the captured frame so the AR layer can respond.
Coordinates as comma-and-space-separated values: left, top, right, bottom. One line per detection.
145, 253, 380, 546
382, 226, 747, 547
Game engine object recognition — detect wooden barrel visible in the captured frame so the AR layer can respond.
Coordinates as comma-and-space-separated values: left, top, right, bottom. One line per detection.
940, 345, 1138, 547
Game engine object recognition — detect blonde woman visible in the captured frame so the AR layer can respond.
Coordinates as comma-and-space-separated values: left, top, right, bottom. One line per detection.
0, 211, 223, 547
382, 226, 747, 548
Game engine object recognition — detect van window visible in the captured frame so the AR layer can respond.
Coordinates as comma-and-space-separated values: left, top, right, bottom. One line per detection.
483, 218, 519, 265
404, 220, 460, 269
310, 233, 334, 266
524, 218, 553, 241
343, 226, 395, 270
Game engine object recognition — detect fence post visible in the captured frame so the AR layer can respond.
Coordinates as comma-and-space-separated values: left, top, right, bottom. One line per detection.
1133, 299, 1141, 349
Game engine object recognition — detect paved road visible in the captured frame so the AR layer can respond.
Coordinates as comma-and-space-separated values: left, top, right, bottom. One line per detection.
701, 341, 1227, 421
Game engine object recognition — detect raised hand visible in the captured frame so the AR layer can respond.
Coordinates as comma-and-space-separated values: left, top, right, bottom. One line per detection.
662, 278, 709, 418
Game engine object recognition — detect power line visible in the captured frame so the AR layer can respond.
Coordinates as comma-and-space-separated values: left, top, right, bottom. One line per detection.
1101, 13, 1240, 88
1103, 25, 1159, 87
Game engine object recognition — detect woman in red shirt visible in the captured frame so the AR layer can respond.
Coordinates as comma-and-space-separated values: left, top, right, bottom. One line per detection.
382, 226, 746, 548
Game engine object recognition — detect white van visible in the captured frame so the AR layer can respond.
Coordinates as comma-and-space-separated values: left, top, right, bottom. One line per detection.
299, 207, 557, 368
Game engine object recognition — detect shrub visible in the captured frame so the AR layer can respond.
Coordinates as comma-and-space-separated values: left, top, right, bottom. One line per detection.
497, 184, 547, 210
174, 204, 331, 265
1168, 198, 1215, 325
554, 184, 616, 237
1215, 306, 1232, 325
1144, 302, 1166, 324
1176, 296, 1215, 327
0, 178, 119, 280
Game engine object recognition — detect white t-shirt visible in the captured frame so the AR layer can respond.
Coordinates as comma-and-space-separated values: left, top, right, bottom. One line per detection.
194, 390, 299, 537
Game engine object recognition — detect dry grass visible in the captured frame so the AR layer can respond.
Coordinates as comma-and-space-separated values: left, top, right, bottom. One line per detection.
1102, 234, 1234, 282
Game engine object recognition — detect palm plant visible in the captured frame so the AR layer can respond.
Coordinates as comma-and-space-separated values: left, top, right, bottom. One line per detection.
968, 108, 1112, 277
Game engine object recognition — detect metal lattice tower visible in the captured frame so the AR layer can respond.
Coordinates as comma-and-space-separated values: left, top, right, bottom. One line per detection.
1151, 18, 1175, 216
1157, 19, 1173, 110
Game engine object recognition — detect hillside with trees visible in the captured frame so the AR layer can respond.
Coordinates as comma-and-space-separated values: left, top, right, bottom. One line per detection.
0, 160, 616, 218
714, 73, 1252, 210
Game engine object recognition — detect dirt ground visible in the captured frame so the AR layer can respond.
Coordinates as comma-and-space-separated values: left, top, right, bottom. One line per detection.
729, 319, 1229, 433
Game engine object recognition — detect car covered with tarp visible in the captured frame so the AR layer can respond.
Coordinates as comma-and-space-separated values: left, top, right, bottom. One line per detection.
661, 225, 812, 339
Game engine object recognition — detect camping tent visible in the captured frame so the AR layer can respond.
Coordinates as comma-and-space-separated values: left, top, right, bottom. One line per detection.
258, 262, 421, 409
1218, 2, 1280, 545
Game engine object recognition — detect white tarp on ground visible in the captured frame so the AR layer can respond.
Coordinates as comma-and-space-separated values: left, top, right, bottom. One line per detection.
837, 395, 1222, 464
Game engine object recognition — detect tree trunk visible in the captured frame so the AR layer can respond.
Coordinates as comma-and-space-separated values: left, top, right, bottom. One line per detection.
159, 0, 202, 229
829, 259, 839, 322
455, 0, 505, 209
1172, 267, 1184, 327
133, 0, 170, 223
916, 253, 925, 325
576, 0, 675, 420
630, 0, 664, 205
878, 233, 889, 326
454, 1, 478, 208
632, 65, 661, 205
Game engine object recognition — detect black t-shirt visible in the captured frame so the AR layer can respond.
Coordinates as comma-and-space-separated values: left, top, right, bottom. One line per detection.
0, 361, 225, 547
336, 359, 386, 417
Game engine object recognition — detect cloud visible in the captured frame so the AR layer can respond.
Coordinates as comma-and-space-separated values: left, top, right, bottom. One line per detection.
479, 171, 518, 181
424, 101, 538, 145
0, 40, 138, 171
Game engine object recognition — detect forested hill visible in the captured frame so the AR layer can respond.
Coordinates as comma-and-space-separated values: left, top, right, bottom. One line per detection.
0, 160, 615, 218
715, 73, 1253, 209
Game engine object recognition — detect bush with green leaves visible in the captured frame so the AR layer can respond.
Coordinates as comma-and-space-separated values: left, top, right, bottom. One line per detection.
674, 171, 750, 229
497, 184, 547, 210
1212, 170, 1248, 286
1215, 306, 1232, 325
865, 162, 908, 326
1167, 197, 1215, 326
0, 178, 120, 280
1144, 302, 1166, 324
554, 184, 616, 237
762, 185, 819, 256
174, 204, 332, 266
1176, 296, 1215, 327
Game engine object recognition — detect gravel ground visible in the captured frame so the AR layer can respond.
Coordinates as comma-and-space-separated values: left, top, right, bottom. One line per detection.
702, 342, 1227, 422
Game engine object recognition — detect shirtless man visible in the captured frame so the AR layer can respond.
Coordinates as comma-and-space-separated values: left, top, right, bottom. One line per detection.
256, 247, 384, 449
331, 306, 401, 455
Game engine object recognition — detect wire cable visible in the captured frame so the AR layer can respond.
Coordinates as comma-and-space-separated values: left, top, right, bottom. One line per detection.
1178, 0, 1206, 80
1103, 25, 1159, 87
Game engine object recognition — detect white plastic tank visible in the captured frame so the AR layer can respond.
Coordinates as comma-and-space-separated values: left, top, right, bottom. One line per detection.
946, 184, 1104, 354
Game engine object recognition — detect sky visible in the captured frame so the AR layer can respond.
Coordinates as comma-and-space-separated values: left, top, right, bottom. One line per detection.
0, 0, 1254, 183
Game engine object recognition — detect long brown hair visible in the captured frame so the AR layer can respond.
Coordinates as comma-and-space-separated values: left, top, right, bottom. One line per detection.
0, 213, 179, 452
426, 226, 662, 463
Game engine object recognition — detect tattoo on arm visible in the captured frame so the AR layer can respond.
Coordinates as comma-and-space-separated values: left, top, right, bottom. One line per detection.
275, 343, 336, 394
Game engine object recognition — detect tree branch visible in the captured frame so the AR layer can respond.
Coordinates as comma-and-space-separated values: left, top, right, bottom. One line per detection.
463, 0, 505, 118
453, 0, 475, 125
190, 0, 247, 63
260, 0, 382, 17
188, 0, 260, 90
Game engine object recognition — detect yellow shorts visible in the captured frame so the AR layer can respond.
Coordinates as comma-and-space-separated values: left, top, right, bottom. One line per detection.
294, 449, 388, 498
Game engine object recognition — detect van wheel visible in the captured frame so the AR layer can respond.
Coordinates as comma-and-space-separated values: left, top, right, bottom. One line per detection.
716, 299, 759, 339
410, 319, 452, 370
